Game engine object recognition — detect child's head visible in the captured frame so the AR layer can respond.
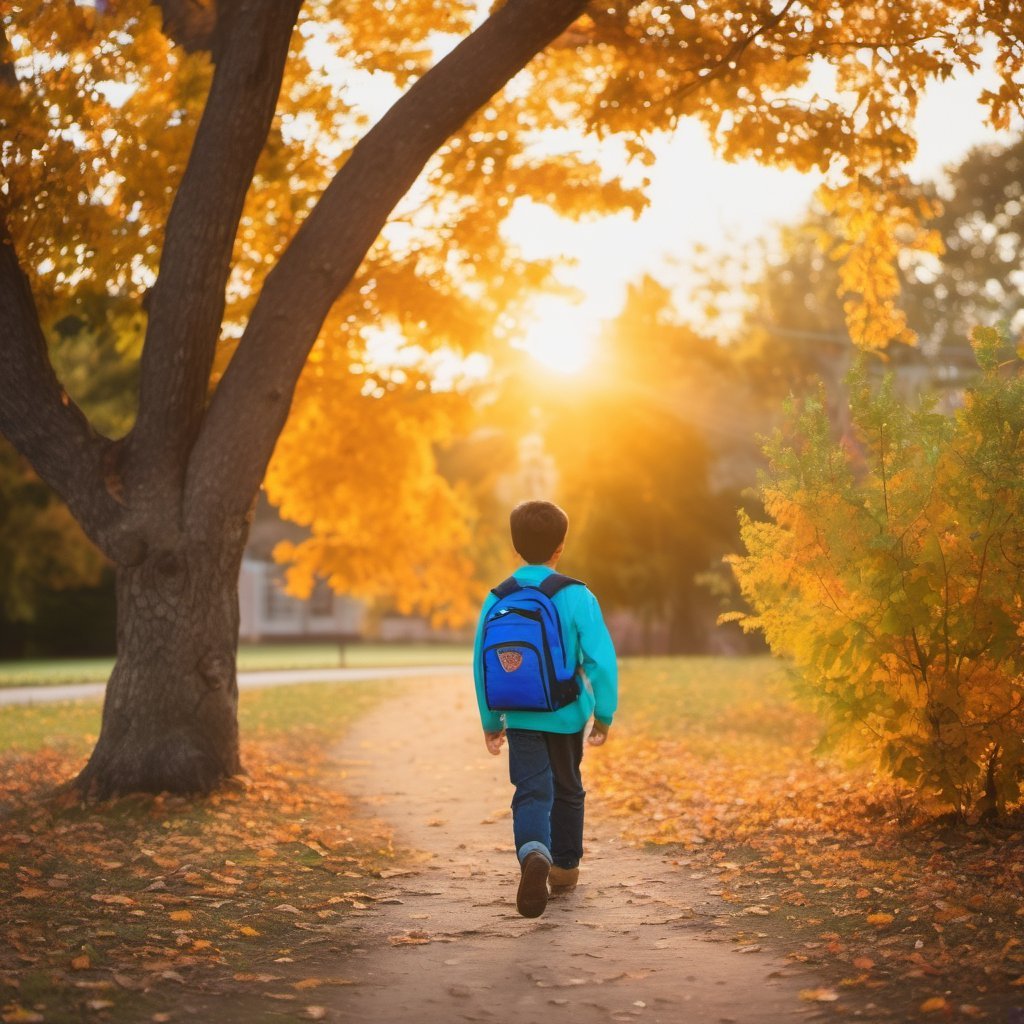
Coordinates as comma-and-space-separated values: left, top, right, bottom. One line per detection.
510, 500, 569, 565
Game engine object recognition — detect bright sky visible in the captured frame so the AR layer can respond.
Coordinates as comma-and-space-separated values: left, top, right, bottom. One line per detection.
506, 62, 1013, 374
307, 23, 1016, 378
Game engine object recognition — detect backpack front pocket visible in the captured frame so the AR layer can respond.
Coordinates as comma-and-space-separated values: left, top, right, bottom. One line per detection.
482, 641, 552, 711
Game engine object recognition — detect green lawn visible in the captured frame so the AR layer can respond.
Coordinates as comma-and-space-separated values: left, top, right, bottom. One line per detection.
0, 641, 472, 688
0, 676, 401, 754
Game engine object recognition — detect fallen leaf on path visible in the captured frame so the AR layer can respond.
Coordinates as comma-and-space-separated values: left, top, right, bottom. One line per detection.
388, 930, 431, 946
799, 987, 840, 1002
304, 1009, 327, 1021
866, 912, 894, 926
919, 996, 950, 1013
2, 1008, 45, 1023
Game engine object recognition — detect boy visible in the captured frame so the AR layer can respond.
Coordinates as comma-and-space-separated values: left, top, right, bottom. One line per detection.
473, 500, 618, 919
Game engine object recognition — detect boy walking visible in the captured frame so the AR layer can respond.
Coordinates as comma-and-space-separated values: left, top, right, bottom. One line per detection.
473, 500, 618, 918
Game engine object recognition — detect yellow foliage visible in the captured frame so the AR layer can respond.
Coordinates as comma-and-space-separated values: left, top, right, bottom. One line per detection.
6, 0, 1024, 625
265, 362, 476, 626
728, 341, 1024, 817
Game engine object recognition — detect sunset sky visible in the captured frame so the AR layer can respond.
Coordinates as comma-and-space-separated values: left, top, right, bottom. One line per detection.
304, 19, 1020, 378
508, 59, 1014, 373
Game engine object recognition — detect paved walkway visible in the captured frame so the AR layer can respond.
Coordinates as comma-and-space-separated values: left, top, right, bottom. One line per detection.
0, 664, 471, 706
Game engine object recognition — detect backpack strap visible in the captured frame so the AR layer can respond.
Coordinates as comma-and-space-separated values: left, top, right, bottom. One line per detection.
491, 574, 585, 599
538, 573, 585, 598
491, 576, 522, 599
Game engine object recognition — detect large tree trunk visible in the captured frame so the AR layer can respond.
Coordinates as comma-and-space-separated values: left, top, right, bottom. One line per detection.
76, 531, 247, 799
2, 0, 590, 800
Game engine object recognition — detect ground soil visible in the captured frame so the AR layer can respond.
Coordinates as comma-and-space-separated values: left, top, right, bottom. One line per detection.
319, 674, 835, 1024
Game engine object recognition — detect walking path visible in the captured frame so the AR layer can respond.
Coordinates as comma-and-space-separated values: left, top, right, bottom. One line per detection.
0, 664, 471, 706
322, 674, 831, 1024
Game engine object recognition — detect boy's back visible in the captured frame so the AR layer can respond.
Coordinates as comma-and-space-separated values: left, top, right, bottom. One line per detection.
471, 500, 618, 919
473, 563, 617, 737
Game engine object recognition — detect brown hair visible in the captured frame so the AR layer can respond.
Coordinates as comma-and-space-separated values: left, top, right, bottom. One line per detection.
509, 500, 569, 564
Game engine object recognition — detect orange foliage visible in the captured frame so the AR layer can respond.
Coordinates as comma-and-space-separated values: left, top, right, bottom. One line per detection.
589, 659, 1024, 1018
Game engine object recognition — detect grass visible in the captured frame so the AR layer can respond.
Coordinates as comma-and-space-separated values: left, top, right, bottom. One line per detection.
0, 641, 472, 688
0, 677, 409, 1024
590, 656, 1024, 1021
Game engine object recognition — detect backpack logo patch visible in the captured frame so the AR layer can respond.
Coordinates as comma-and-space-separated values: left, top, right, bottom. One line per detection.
497, 649, 523, 673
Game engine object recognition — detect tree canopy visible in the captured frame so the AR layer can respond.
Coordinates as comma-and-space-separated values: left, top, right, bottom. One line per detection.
2, 0, 1024, 794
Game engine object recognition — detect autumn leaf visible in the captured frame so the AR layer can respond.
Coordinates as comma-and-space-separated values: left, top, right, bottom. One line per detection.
388, 930, 431, 946
169, 910, 193, 922
15, 888, 48, 900
919, 996, 951, 1013
866, 912, 894, 926
1, 1008, 45, 1023
799, 987, 840, 1002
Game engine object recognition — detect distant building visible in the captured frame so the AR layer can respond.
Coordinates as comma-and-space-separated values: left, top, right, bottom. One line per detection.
238, 497, 364, 642
238, 495, 470, 644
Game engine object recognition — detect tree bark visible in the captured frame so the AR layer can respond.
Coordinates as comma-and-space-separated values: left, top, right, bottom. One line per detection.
75, 527, 248, 799
4, 0, 590, 799
129, 0, 302, 507
186, 0, 590, 523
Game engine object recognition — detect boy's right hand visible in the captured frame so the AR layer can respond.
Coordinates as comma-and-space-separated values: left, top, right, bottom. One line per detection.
587, 720, 610, 747
484, 729, 506, 756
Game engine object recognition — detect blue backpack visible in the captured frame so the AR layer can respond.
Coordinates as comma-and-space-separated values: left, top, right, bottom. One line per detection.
481, 573, 585, 713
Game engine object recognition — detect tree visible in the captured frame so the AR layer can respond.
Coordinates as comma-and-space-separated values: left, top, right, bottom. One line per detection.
723, 133, 1024, 412
903, 134, 1024, 354
727, 331, 1024, 819
2, 0, 1022, 797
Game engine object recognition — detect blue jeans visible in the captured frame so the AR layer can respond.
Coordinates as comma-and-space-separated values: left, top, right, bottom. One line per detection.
506, 729, 585, 869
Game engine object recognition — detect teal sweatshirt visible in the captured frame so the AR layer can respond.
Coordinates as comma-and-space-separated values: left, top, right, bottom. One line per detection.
473, 565, 618, 735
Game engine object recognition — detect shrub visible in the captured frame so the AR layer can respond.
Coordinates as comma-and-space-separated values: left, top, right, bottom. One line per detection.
726, 329, 1024, 819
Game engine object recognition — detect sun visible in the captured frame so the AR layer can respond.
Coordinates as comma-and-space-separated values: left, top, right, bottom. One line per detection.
517, 298, 599, 375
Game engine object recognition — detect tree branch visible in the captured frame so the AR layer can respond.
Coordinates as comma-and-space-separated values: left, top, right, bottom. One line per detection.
128, 0, 302, 508
185, 0, 589, 524
0, 217, 141, 563
153, 0, 218, 54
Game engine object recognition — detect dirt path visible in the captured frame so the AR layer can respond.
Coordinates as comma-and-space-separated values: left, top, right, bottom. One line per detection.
322, 675, 832, 1024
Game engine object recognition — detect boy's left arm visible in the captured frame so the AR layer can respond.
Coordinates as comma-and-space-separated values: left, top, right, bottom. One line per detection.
576, 590, 618, 739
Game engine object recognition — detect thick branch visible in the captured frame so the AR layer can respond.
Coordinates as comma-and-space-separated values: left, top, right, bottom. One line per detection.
0, 219, 139, 562
153, 0, 218, 54
128, 0, 301, 507
185, 0, 589, 523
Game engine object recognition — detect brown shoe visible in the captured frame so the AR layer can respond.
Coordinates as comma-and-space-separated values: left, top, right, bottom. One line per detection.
516, 852, 550, 918
548, 865, 579, 893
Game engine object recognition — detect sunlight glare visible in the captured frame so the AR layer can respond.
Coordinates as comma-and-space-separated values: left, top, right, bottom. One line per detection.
517, 299, 600, 375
